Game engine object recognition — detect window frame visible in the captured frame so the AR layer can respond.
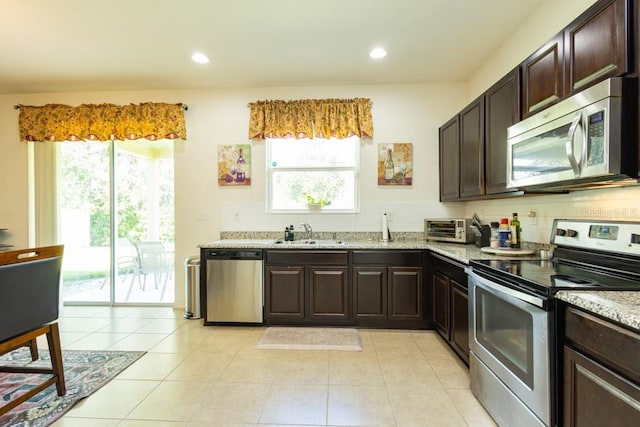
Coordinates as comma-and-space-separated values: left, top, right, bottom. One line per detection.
265, 137, 360, 214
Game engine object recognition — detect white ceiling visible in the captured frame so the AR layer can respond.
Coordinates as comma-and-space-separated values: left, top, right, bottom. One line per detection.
0, 0, 546, 95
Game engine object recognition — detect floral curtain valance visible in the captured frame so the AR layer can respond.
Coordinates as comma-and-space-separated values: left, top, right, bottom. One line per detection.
248, 98, 373, 140
18, 102, 187, 142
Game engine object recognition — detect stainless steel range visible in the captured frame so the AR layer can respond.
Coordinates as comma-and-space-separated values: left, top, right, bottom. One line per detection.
466, 219, 640, 427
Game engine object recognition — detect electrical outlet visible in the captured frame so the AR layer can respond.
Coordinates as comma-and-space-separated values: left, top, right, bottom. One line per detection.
528, 209, 538, 225
233, 211, 240, 221
197, 210, 208, 221
387, 211, 394, 222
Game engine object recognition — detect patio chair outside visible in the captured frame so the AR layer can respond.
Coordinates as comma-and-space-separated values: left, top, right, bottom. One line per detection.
133, 241, 169, 292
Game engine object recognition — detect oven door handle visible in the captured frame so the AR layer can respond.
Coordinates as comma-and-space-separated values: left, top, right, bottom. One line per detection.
466, 268, 546, 309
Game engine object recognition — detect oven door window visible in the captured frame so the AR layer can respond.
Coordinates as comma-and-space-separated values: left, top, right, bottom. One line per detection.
475, 287, 534, 388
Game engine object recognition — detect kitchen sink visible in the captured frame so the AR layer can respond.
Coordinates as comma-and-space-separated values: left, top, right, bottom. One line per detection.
273, 239, 346, 246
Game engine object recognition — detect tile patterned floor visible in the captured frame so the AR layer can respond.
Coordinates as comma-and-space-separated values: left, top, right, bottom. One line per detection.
44, 306, 496, 426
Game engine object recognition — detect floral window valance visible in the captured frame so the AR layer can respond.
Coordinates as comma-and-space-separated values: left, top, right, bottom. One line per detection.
248, 98, 373, 140
17, 102, 187, 142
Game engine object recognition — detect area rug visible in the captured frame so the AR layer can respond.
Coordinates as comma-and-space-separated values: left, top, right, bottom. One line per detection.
256, 327, 362, 351
0, 348, 145, 427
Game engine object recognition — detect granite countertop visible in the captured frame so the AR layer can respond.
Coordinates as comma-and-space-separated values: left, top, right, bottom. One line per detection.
200, 238, 533, 264
555, 290, 640, 332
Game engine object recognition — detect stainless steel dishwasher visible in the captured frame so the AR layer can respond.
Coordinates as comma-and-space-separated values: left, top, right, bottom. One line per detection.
204, 249, 264, 324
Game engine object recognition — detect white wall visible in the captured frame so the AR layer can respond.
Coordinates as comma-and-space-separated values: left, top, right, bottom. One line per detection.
0, 82, 468, 308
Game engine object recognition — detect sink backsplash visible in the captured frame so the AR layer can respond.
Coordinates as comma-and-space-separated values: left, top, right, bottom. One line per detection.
219, 231, 550, 250
220, 231, 423, 242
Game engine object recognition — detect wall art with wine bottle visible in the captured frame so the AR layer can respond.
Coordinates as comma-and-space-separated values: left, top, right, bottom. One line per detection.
377, 142, 412, 186
217, 144, 251, 186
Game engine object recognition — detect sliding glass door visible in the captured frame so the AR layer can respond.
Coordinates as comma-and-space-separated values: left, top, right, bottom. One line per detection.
58, 140, 175, 305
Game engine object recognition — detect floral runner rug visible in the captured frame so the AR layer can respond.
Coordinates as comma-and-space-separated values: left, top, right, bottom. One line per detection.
0, 348, 145, 426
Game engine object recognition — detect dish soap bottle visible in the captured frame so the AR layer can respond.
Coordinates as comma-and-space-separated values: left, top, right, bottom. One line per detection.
510, 212, 521, 248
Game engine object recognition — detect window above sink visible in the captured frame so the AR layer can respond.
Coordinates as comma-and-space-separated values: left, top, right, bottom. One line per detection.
266, 136, 360, 213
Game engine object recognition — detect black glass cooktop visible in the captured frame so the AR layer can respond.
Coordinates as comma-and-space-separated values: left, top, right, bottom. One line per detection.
470, 257, 640, 297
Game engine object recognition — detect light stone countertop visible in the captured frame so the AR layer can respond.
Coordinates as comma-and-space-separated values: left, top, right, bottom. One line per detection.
199, 238, 536, 264
555, 291, 640, 332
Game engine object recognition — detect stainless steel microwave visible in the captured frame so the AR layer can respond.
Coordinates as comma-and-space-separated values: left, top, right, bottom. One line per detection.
507, 77, 637, 190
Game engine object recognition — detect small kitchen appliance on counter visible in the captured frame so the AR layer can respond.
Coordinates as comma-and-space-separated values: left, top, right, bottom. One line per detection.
466, 219, 640, 427
425, 218, 474, 243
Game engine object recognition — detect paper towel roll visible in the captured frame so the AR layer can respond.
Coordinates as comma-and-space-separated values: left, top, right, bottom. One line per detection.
382, 213, 389, 241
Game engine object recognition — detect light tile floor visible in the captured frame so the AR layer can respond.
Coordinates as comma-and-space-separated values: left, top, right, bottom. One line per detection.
44, 306, 496, 426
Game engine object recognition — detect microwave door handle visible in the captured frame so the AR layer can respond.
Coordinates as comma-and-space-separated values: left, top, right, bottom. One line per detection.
566, 112, 582, 177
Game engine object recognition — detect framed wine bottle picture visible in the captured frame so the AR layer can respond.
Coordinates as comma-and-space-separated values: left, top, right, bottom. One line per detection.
377, 142, 412, 186
218, 144, 251, 186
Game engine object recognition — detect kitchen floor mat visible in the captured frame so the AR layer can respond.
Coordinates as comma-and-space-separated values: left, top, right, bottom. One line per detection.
256, 327, 362, 351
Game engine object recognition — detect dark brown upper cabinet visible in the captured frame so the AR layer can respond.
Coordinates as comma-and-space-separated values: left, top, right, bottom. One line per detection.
522, 0, 630, 119
459, 96, 485, 198
438, 68, 520, 201
564, 0, 629, 96
484, 68, 521, 195
522, 33, 565, 118
439, 116, 460, 201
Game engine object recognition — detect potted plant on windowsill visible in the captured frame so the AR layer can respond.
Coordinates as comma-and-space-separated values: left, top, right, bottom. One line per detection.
303, 193, 331, 211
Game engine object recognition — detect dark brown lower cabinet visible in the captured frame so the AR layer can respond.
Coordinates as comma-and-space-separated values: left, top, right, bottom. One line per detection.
388, 267, 423, 321
265, 251, 350, 325
353, 267, 387, 321
562, 304, 640, 426
265, 249, 426, 328
432, 271, 450, 336
352, 250, 426, 328
265, 266, 304, 320
429, 253, 469, 364
309, 266, 349, 321
450, 281, 469, 362
564, 346, 640, 426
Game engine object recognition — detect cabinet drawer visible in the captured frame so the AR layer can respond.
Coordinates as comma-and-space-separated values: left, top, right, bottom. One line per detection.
352, 250, 423, 266
266, 250, 348, 265
565, 306, 640, 383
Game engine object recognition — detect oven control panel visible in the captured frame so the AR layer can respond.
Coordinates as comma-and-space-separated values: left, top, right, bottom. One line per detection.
552, 219, 640, 255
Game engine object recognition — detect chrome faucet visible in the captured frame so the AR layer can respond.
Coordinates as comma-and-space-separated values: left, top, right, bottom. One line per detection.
300, 223, 313, 240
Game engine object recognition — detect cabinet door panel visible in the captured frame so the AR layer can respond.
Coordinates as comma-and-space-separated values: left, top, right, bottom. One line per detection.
485, 68, 520, 194
564, 346, 640, 426
439, 116, 460, 201
522, 33, 564, 117
388, 267, 422, 320
565, 0, 628, 95
450, 281, 469, 364
459, 97, 484, 198
432, 271, 450, 339
309, 267, 349, 320
353, 267, 387, 319
265, 266, 304, 319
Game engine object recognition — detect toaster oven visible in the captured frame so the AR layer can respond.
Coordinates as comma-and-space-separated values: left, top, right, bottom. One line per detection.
425, 219, 474, 243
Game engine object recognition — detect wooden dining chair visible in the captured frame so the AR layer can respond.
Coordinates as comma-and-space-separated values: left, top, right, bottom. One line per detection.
0, 245, 66, 415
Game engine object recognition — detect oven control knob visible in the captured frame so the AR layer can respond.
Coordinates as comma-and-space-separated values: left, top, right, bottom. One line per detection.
556, 228, 567, 236
631, 233, 640, 244
566, 229, 578, 238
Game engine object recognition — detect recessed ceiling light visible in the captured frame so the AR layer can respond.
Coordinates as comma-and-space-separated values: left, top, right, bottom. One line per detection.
369, 47, 387, 59
191, 52, 210, 64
